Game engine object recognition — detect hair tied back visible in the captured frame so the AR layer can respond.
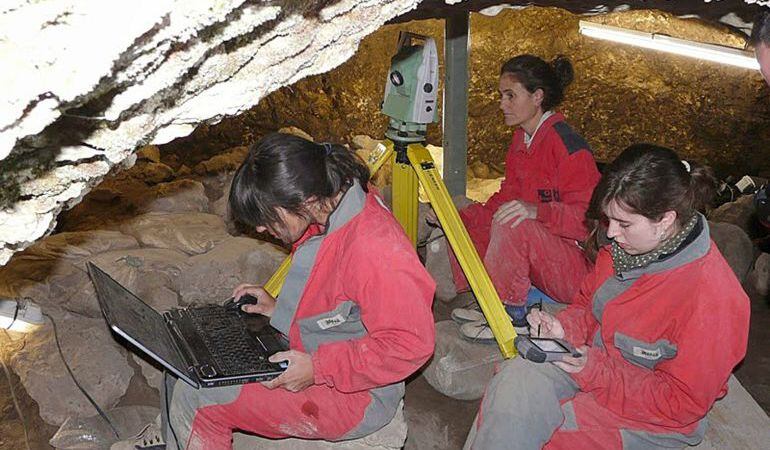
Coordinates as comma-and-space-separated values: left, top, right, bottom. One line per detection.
681, 160, 691, 173
322, 142, 333, 156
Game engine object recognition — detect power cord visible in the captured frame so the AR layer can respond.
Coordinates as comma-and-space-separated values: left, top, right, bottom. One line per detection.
0, 329, 31, 450
43, 312, 121, 440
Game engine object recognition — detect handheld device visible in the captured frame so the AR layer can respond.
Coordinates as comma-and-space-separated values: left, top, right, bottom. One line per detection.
514, 336, 582, 363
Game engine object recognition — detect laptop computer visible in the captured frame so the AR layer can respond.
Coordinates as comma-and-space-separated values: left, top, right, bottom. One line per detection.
87, 262, 288, 388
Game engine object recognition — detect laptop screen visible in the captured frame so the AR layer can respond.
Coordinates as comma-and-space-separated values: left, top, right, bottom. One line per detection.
87, 262, 195, 385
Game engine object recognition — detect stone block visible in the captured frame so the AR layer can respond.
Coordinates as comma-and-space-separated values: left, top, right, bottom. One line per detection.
423, 321, 503, 401
233, 401, 407, 450
709, 221, 755, 283
144, 179, 209, 213
747, 253, 770, 297
179, 236, 286, 305
10, 310, 134, 426
709, 196, 756, 235
424, 231, 457, 303
119, 212, 230, 256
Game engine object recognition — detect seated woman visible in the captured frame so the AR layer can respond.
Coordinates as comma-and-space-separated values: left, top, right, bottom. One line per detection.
464, 144, 750, 449
156, 133, 435, 449
448, 54, 601, 338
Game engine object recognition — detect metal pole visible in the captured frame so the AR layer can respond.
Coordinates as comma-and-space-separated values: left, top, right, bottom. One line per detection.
443, 12, 470, 198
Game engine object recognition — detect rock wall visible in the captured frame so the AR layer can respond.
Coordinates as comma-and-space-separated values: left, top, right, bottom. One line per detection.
0, 0, 424, 266
167, 7, 770, 179
1, 1, 769, 266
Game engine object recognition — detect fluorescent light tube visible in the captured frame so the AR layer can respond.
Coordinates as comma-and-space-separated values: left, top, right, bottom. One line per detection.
0, 298, 43, 333
579, 21, 760, 70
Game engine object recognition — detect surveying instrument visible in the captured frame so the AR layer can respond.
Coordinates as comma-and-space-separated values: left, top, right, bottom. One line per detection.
263, 32, 518, 358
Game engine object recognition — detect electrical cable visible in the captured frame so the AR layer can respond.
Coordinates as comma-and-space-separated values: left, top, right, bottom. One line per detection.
164, 372, 182, 450
416, 229, 445, 249
0, 329, 31, 450
43, 313, 120, 440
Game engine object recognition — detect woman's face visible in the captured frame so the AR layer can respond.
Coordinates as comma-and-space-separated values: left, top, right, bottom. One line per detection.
498, 74, 543, 129
256, 207, 311, 245
604, 200, 676, 255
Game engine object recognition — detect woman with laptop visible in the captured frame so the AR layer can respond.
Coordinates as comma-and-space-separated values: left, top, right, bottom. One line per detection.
137, 132, 435, 449
463, 144, 750, 449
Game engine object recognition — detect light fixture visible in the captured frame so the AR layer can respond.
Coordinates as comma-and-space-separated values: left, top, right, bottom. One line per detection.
0, 298, 44, 333
579, 21, 760, 70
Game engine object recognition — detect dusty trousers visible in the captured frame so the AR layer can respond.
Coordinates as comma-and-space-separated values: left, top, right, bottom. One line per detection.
464, 357, 706, 450
449, 204, 591, 305
160, 373, 372, 450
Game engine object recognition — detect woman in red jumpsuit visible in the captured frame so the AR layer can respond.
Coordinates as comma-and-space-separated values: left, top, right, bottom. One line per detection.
123, 133, 436, 450
464, 143, 750, 449
448, 54, 600, 338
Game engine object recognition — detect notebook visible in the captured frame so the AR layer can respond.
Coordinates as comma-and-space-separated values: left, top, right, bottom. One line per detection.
87, 262, 288, 388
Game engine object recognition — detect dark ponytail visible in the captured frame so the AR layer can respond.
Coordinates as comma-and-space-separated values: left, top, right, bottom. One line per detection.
590, 143, 717, 227
229, 133, 369, 229
500, 54, 574, 111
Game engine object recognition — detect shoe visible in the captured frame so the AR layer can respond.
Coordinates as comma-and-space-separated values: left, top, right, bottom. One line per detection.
459, 320, 497, 344
450, 291, 486, 324
110, 423, 165, 450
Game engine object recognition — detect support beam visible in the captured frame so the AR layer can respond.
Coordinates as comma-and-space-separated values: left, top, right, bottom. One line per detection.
443, 12, 470, 198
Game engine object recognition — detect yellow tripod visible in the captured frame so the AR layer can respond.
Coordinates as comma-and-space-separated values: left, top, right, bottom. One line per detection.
264, 139, 517, 358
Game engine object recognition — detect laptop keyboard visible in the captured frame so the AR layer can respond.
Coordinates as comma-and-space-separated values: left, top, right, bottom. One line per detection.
188, 306, 273, 375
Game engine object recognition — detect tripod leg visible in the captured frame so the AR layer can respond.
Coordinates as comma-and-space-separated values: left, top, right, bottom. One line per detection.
392, 148, 419, 247
406, 143, 517, 358
262, 141, 395, 297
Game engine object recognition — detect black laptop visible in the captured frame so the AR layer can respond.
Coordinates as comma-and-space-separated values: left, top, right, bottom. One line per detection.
87, 262, 288, 388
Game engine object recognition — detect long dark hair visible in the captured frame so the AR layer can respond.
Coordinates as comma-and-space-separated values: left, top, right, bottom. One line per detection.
229, 132, 369, 229
751, 10, 770, 46
591, 143, 716, 225
500, 54, 574, 111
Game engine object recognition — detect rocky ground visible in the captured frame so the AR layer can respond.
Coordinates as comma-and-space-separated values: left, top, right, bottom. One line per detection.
0, 130, 767, 450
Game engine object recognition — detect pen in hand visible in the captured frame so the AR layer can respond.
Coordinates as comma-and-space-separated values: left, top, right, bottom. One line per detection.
537, 300, 542, 338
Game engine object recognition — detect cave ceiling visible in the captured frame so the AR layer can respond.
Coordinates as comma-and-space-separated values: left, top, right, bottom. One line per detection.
0, 0, 768, 266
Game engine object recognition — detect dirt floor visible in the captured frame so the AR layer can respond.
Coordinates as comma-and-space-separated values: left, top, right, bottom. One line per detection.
1, 288, 768, 450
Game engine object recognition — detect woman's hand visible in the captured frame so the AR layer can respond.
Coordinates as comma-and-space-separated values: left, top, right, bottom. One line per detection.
553, 346, 589, 374
263, 350, 314, 392
231, 284, 276, 317
526, 310, 565, 339
493, 200, 537, 228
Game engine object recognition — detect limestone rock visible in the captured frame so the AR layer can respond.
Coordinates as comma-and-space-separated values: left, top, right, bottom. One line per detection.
136, 145, 161, 163
131, 354, 163, 392
709, 196, 757, 236
145, 179, 209, 214
90, 248, 189, 312
180, 237, 286, 305
466, 178, 502, 204
747, 253, 770, 297
233, 401, 407, 450
423, 321, 503, 400
469, 161, 490, 179
134, 161, 174, 184
9, 310, 134, 426
278, 127, 314, 142
1, 0, 424, 265
193, 146, 249, 175
119, 212, 230, 256
0, 230, 140, 316
425, 231, 457, 303
49, 405, 160, 450
708, 221, 755, 283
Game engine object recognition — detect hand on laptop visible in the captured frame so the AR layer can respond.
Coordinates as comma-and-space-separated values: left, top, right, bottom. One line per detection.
231, 285, 276, 317
262, 350, 313, 392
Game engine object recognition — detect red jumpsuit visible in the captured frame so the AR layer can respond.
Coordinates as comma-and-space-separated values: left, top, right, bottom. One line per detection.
549, 220, 750, 448
165, 183, 436, 449
468, 216, 750, 449
450, 113, 600, 305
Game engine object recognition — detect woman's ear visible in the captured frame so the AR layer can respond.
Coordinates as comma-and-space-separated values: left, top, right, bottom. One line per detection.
533, 88, 545, 108
658, 210, 678, 237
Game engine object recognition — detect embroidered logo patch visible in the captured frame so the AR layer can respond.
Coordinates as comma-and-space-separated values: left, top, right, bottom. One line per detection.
317, 313, 346, 330
632, 346, 662, 360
